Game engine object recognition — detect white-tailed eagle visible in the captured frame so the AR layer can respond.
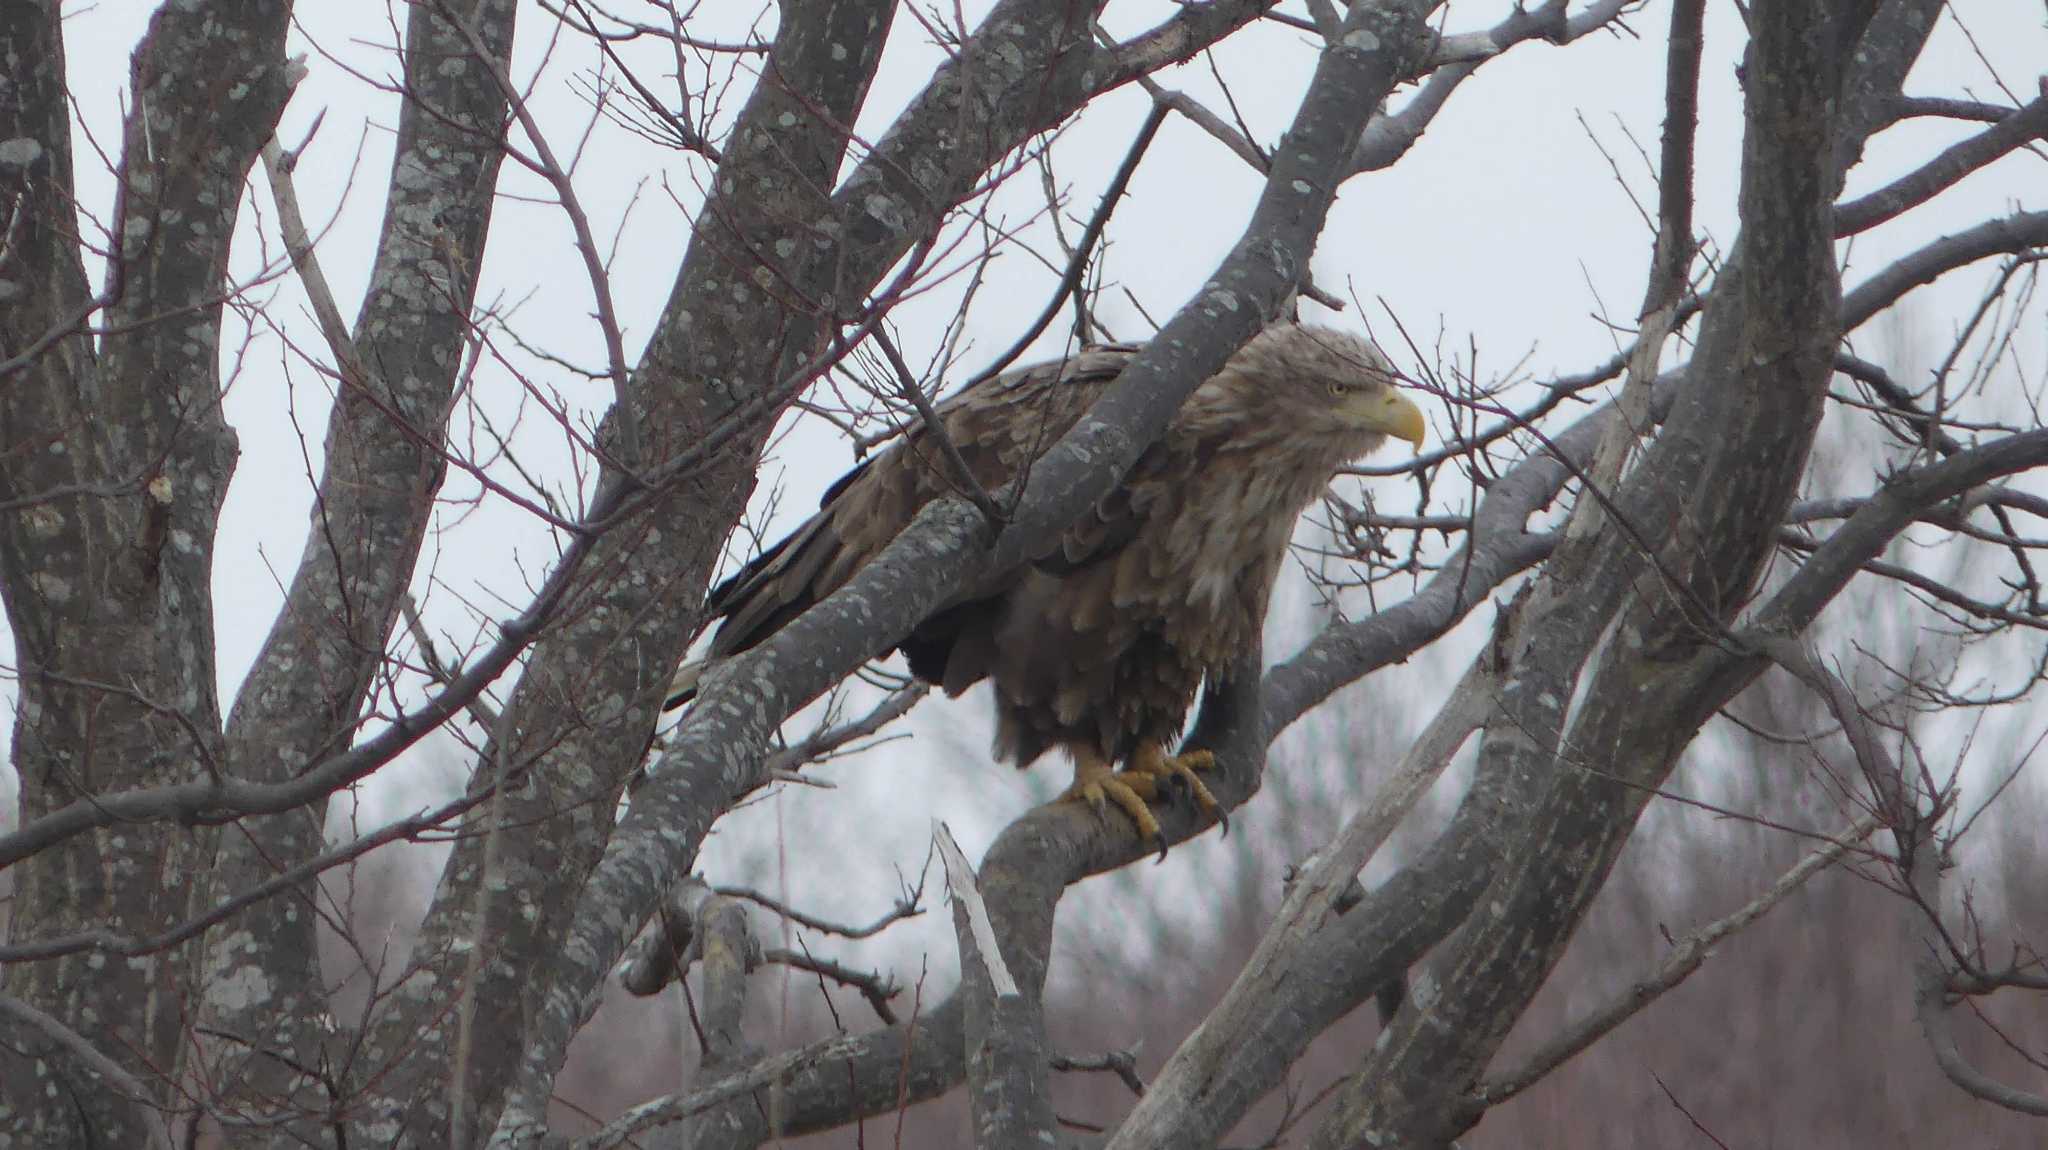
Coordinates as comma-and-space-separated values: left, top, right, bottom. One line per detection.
670, 323, 1425, 847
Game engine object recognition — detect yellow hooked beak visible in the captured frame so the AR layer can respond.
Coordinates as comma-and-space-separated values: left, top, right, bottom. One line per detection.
1360, 388, 1427, 452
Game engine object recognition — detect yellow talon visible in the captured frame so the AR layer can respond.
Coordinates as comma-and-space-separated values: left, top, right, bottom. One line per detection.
1064, 765, 1163, 838
1056, 744, 1224, 858
1127, 744, 1221, 823
1064, 766, 1164, 844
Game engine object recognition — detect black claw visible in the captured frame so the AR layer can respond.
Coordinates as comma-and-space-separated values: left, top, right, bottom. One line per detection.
1151, 833, 1169, 864
1216, 807, 1232, 838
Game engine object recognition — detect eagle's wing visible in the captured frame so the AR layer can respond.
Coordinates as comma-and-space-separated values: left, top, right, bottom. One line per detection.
702, 344, 1141, 662
1031, 440, 1175, 576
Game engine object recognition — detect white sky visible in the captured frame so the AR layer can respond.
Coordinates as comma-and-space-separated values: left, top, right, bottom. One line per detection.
8, 1, 2047, 1002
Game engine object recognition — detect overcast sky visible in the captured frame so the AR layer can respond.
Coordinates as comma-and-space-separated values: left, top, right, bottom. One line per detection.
8, 1, 2046, 996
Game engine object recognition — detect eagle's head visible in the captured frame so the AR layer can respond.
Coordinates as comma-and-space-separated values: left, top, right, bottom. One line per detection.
1192, 323, 1428, 462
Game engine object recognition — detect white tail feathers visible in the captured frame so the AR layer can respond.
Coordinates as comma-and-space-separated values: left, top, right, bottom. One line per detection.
663, 660, 706, 711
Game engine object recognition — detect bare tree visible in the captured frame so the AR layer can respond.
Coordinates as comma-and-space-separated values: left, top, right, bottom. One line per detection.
3, 1, 2046, 1148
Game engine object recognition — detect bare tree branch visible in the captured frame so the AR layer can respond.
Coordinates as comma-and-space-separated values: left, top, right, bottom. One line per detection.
0, 995, 173, 1150
939, 821, 1054, 1148
1841, 210, 2048, 332
1107, 647, 1499, 1149
1479, 813, 1884, 1104
1351, 0, 1635, 174
1836, 92, 2048, 237
1756, 638, 2048, 1118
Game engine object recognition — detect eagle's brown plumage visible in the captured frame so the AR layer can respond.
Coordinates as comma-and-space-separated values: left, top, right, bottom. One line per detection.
674, 323, 1424, 841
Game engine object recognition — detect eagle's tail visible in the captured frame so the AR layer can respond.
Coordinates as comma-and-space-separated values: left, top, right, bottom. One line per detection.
663, 660, 706, 711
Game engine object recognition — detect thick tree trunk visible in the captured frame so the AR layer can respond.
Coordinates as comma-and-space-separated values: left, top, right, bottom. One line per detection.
0, 3, 295, 1143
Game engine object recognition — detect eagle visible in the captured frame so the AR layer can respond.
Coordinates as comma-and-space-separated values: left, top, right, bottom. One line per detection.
670, 323, 1425, 848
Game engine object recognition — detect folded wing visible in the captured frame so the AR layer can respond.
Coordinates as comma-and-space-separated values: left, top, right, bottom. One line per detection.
668, 344, 1146, 705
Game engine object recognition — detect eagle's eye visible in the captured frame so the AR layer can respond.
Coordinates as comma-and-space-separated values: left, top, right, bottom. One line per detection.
1327, 380, 1350, 398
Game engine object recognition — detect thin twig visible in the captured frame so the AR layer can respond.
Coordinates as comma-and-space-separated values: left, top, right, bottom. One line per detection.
959, 101, 1169, 390
764, 947, 901, 1025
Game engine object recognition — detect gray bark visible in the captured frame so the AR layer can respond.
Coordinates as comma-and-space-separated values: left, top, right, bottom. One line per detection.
0, 2, 295, 1143
347, 2, 904, 1143
196, 3, 517, 1139
1305, 4, 1878, 1145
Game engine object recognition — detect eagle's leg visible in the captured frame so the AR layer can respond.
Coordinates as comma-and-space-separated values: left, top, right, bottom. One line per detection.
1125, 742, 1222, 823
1060, 748, 1166, 846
